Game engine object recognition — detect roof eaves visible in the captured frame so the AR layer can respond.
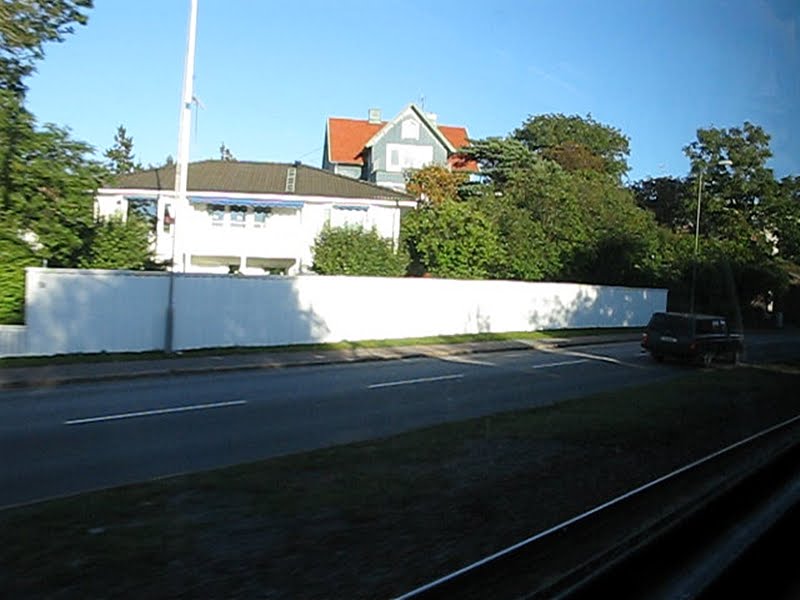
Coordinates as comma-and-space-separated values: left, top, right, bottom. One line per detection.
296, 163, 415, 201
364, 103, 456, 153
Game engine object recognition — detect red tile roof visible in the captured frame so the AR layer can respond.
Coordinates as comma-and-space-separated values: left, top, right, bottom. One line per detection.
327, 117, 478, 172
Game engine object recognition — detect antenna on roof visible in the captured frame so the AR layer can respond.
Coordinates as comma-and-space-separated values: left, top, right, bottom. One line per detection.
418, 94, 425, 110
191, 94, 204, 139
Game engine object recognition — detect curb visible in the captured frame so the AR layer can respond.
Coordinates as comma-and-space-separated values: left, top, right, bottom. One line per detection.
0, 336, 641, 391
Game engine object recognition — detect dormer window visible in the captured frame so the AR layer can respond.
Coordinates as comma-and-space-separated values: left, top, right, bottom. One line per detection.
401, 118, 420, 140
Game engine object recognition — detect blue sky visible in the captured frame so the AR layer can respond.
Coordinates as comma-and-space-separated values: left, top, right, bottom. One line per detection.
24, 0, 800, 181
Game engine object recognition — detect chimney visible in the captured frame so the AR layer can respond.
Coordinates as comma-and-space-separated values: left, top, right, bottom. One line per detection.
426, 112, 438, 124
368, 108, 382, 124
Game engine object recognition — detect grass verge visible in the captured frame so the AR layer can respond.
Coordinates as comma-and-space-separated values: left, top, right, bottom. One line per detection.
3, 366, 798, 598
0, 326, 640, 368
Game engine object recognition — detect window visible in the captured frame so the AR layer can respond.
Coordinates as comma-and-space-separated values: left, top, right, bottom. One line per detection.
127, 197, 158, 232
401, 118, 420, 140
209, 204, 225, 226
330, 206, 368, 228
253, 206, 272, 227
386, 143, 433, 172
230, 206, 246, 227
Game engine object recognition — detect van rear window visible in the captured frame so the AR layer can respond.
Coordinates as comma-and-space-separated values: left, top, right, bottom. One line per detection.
648, 314, 690, 335
696, 319, 727, 334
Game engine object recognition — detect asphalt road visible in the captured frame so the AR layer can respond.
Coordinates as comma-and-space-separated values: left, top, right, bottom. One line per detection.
1, 336, 797, 508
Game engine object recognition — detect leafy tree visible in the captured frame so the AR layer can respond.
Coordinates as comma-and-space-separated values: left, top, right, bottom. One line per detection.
405, 165, 467, 203
513, 113, 630, 180
0, 226, 39, 323
461, 136, 537, 187
219, 142, 235, 161
312, 224, 407, 277
501, 161, 668, 286
684, 122, 777, 237
475, 194, 555, 281
0, 92, 152, 322
631, 176, 692, 230
104, 124, 140, 175
0, 0, 93, 92
0, 91, 102, 266
81, 214, 154, 270
541, 141, 606, 173
401, 200, 503, 279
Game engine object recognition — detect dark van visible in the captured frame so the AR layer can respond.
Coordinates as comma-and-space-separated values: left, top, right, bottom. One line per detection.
641, 312, 743, 366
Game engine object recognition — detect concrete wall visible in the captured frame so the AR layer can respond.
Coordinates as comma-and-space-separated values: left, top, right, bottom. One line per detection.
3, 268, 667, 357
0, 325, 27, 356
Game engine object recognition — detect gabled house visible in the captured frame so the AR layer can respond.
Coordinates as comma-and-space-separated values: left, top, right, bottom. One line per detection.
322, 103, 478, 191
95, 160, 415, 276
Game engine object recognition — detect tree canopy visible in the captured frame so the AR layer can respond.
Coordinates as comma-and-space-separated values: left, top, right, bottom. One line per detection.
0, 0, 93, 92
513, 113, 630, 180
104, 125, 140, 176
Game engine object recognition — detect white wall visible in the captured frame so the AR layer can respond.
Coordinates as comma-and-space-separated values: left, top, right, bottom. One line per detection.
6, 268, 667, 356
23, 269, 169, 355
0, 326, 27, 356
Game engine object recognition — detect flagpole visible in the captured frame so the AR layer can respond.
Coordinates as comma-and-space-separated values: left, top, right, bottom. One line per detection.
166, 0, 198, 353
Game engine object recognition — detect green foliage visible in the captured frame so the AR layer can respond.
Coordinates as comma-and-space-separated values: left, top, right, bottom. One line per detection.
513, 113, 630, 180
0, 0, 93, 91
0, 227, 38, 323
104, 124, 140, 175
475, 194, 555, 281
0, 91, 153, 322
81, 214, 154, 270
1, 91, 104, 266
405, 164, 467, 203
462, 137, 538, 186
631, 176, 692, 230
312, 224, 408, 277
401, 200, 503, 279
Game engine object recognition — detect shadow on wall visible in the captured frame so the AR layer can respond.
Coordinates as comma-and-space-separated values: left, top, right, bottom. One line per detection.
23, 269, 331, 355
465, 305, 492, 334
172, 274, 330, 351
25, 269, 169, 355
527, 285, 661, 330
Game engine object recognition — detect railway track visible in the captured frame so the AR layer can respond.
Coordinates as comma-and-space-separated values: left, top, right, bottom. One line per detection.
394, 414, 800, 599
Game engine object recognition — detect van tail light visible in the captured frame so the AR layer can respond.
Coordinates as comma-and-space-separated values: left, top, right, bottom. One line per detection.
642, 333, 648, 345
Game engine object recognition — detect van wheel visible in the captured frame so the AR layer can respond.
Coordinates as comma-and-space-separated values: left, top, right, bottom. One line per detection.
702, 352, 714, 368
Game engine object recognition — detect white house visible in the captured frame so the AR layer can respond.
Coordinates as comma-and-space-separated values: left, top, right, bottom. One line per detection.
95, 160, 416, 275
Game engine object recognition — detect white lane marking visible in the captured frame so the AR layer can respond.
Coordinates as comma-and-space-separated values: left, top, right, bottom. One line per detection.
531, 359, 588, 369
437, 355, 496, 366
64, 400, 247, 425
368, 374, 464, 389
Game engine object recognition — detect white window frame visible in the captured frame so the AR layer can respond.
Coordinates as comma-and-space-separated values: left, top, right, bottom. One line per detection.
385, 143, 434, 173
230, 206, 247, 228
401, 118, 420, 140
209, 204, 225, 226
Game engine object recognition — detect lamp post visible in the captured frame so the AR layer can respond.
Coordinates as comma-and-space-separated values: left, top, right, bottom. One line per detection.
165, 0, 199, 353
689, 158, 733, 314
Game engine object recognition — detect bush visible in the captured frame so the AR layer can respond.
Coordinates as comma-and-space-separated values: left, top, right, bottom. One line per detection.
401, 199, 503, 279
0, 233, 38, 324
311, 224, 408, 277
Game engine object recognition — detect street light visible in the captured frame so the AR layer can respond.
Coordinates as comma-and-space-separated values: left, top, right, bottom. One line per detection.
689, 158, 733, 314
